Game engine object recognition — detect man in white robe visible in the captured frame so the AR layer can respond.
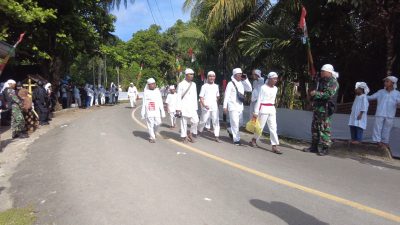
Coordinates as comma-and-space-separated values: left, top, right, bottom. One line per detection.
165, 85, 178, 128
249, 69, 265, 121
223, 68, 252, 146
368, 76, 400, 147
141, 78, 165, 143
127, 83, 138, 108
176, 68, 199, 143
198, 71, 221, 142
251, 72, 281, 154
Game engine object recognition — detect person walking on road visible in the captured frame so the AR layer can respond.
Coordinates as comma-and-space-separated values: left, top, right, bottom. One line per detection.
141, 78, 165, 143
249, 69, 264, 121
223, 68, 252, 146
367, 76, 400, 148
303, 64, 339, 156
250, 72, 281, 154
127, 83, 138, 108
176, 68, 199, 143
198, 71, 221, 142
73, 85, 82, 108
165, 85, 178, 128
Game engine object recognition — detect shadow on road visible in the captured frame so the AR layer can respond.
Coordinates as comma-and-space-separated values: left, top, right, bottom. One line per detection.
1, 138, 15, 152
159, 130, 181, 140
0, 186, 5, 194
132, 131, 149, 141
250, 199, 330, 225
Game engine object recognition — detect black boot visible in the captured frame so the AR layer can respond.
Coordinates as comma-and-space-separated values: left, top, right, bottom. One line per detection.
303, 143, 318, 153
317, 146, 329, 156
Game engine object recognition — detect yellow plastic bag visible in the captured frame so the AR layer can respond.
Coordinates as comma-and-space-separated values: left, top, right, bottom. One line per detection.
246, 118, 262, 136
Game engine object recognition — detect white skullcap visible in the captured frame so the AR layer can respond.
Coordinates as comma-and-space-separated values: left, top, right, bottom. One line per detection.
355, 82, 370, 95
207, 71, 216, 76
254, 69, 262, 78
130, 82, 133, 85
185, 68, 195, 75
147, 78, 156, 84
169, 85, 175, 90
384, 76, 398, 89
232, 68, 243, 75
6, 79, 16, 84
267, 72, 278, 79
321, 64, 339, 79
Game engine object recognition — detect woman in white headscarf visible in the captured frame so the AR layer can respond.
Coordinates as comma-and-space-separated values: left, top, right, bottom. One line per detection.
368, 76, 400, 147
2, 80, 27, 138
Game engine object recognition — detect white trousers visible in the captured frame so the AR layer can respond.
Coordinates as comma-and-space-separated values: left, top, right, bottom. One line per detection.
180, 115, 199, 138
146, 117, 161, 140
372, 116, 394, 144
100, 96, 105, 105
198, 109, 220, 137
254, 113, 279, 145
228, 110, 242, 142
169, 112, 176, 127
95, 96, 99, 106
90, 96, 94, 106
129, 96, 137, 107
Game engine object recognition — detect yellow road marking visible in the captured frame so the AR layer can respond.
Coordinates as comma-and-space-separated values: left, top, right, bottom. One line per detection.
131, 107, 400, 223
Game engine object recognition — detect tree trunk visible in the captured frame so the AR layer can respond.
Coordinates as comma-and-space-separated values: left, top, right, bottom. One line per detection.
385, 22, 396, 76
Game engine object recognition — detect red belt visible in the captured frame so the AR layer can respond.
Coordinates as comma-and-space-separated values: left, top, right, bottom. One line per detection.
259, 103, 275, 110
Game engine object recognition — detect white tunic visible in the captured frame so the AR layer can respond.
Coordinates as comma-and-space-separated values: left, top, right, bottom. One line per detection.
141, 89, 165, 119
368, 89, 400, 118
127, 86, 138, 97
254, 85, 278, 115
223, 76, 252, 112
176, 79, 198, 117
165, 93, 178, 113
348, 94, 369, 129
199, 83, 220, 111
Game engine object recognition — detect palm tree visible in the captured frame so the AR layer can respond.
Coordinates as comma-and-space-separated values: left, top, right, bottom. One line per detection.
106, 0, 135, 10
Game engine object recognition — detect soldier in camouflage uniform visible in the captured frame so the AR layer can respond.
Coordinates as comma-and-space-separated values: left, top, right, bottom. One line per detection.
304, 64, 339, 156
2, 80, 27, 138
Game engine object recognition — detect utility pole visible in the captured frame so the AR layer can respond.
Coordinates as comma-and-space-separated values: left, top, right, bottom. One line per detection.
222, 0, 227, 122
104, 55, 107, 88
116, 66, 120, 87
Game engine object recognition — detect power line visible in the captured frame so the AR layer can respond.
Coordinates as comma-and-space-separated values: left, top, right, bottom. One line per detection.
153, 0, 167, 28
169, 0, 175, 19
146, 0, 158, 25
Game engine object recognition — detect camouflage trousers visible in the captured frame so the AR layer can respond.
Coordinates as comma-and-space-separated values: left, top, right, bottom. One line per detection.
311, 110, 332, 148
11, 104, 26, 136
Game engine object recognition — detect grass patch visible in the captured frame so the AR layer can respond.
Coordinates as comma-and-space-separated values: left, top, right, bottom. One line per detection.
0, 207, 36, 225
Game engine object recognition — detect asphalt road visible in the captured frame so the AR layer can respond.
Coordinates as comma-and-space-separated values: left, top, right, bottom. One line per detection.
9, 103, 400, 225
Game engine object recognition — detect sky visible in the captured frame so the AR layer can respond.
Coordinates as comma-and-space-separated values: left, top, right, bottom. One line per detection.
111, 0, 191, 41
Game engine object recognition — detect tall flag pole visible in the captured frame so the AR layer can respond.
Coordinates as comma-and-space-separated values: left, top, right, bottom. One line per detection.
0, 32, 26, 76
298, 7, 316, 77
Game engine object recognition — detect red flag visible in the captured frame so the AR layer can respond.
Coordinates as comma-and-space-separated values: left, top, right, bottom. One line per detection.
188, 48, 193, 57
14, 32, 26, 47
199, 68, 205, 82
222, 79, 227, 91
298, 7, 307, 30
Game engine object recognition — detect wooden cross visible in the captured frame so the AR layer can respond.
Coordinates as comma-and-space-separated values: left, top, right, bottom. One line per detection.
22, 76, 37, 94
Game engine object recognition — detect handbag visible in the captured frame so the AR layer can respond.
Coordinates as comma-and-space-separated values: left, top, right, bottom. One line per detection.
232, 81, 245, 103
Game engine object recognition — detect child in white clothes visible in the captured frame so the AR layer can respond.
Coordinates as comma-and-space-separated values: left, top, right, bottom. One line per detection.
165, 85, 178, 128
348, 82, 369, 144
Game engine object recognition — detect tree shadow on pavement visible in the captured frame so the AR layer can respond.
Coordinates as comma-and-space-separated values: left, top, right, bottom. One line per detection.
250, 199, 330, 225
132, 131, 149, 141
